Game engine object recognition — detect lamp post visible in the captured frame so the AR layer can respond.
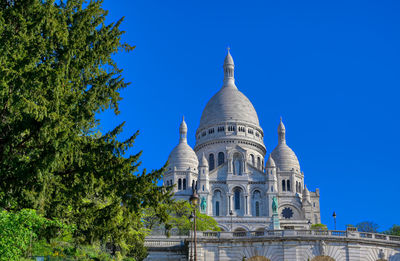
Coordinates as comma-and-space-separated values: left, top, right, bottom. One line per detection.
332, 211, 337, 230
190, 188, 199, 261
230, 210, 233, 231
189, 213, 193, 261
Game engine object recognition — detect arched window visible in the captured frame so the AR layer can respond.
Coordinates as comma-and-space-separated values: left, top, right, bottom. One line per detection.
234, 189, 241, 210
299, 183, 302, 193
202, 185, 204, 191
178, 179, 182, 190
170, 180, 173, 186
253, 190, 261, 217
282, 180, 286, 191
295, 181, 298, 193
287, 180, 291, 191
257, 157, 261, 169
213, 190, 222, 216
233, 153, 242, 175
218, 152, 224, 166
183, 178, 186, 190
271, 186, 274, 192
166, 181, 169, 186
250, 154, 255, 166
255, 201, 260, 217
209, 153, 215, 171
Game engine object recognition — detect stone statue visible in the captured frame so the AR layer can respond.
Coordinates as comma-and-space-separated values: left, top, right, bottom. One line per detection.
272, 196, 278, 214
201, 196, 207, 212
319, 240, 326, 256
378, 249, 385, 259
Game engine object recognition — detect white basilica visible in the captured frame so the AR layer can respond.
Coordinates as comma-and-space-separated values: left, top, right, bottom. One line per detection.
164, 50, 321, 231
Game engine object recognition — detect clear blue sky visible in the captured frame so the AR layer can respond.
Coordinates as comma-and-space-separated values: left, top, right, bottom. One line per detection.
98, 0, 400, 231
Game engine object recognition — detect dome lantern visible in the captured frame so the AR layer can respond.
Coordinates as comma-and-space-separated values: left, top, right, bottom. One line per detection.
223, 47, 236, 88
179, 116, 188, 143
278, 117, 286, 145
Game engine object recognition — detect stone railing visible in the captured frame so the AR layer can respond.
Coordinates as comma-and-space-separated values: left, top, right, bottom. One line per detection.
144, 235, 188, 248
144, 230, 400, 248
195, 230, 400, 244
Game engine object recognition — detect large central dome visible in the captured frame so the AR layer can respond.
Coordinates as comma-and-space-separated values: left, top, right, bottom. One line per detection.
199, 87, 260, 128
198, 50, 260, 130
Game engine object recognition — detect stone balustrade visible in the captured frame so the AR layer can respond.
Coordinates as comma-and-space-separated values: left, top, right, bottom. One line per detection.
145, 230, 400, 260
192, 229, 400, 244
145, 229, 400, 245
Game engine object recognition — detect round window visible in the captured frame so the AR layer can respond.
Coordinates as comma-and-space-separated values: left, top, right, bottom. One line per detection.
281, 207, 294, 219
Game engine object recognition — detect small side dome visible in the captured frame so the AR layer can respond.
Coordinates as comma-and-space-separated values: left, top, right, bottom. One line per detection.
266, 154, 276, 168
271, 118, 300, 171
168, 118, 198, 171
271, 144, 300, 171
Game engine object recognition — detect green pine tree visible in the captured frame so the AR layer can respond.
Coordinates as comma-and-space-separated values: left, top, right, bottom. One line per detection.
0, 0, 172, 259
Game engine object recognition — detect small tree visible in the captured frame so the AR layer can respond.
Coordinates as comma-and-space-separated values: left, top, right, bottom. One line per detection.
311, 223, 328, 230
144, 200, 220, 235
384, 225, 400, 236
356, 221, 379, 233
0, 209, 69, 260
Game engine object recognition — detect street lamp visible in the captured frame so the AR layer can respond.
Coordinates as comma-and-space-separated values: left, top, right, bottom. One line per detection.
229, 210, 233, 231
190, 188, 199, 261
332, 211, 337, 230
189, 213, 193, 261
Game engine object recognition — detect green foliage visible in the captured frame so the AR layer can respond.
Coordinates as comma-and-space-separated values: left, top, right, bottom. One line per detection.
143, 200, 220, 236
0, 209, 69, 261
384, 225, 400, 236
356, 221, 379, 233
0, 0, 172, 259
167, 200, 220, 234
310, 223, 328, 230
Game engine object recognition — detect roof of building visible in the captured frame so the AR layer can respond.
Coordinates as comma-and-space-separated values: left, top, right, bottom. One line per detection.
198, 50, 260, 129
168, 118, 198, 171
271, 119, 300, 171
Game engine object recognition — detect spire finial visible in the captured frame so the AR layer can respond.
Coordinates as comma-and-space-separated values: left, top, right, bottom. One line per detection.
223, 48, 236, 88
278, 117, 286, 145
227, 46, 230, 53
179, 116, 188, 143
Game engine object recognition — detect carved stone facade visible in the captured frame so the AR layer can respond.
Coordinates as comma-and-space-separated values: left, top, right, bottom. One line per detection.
164, 50, 320, 231
149, 49, 400, 261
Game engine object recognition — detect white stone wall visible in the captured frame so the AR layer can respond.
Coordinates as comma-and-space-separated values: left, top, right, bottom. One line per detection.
193, 231, 400, 261
146, 230, 400, 261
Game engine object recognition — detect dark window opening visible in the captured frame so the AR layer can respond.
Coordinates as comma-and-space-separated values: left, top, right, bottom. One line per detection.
209, 154, 215, 171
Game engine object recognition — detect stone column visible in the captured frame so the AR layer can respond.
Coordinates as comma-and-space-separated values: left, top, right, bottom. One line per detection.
245, 195, 250, 216
227, 195, 231, 216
